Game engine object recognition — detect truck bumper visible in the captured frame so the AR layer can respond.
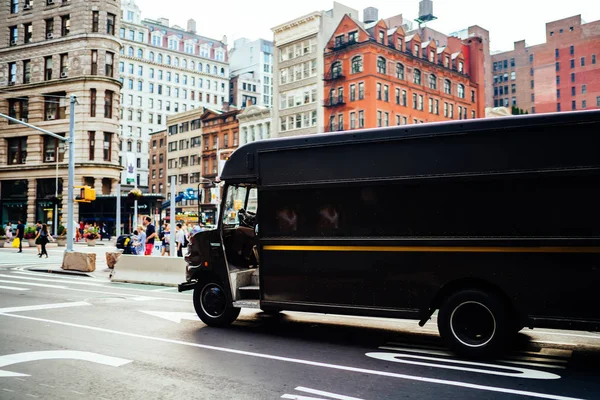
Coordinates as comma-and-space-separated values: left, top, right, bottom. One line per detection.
178, 281, 196, 292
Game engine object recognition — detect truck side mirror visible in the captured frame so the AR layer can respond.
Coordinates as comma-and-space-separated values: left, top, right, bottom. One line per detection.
255, 224, 259, 236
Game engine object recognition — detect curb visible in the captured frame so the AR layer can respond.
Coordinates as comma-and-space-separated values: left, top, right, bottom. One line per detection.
24, 267, 93, 277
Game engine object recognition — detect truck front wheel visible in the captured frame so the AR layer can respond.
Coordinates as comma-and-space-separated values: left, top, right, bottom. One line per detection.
438, 289, 511, 358
193, 279, 240, 327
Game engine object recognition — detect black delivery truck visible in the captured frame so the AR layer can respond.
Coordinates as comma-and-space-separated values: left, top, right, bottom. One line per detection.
179, 109, 600, 358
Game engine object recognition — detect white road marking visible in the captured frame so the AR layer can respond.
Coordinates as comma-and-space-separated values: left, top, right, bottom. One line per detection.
0, 285, 29, 291
0, 312, 583, 400
70, 390, 84, 395
152, 287, 177, 292
0, 302, 90, 314
0, 350, 132, 378
295, 386, 364, 400
501, 360, 565, 370
0, 274, 107, 288
140, 311, 198, 323
26, 394, 40, 398
0, 279, 65, 289
366, 352, 560, 380
281, 395, 326, 400
379, 346, 568, 367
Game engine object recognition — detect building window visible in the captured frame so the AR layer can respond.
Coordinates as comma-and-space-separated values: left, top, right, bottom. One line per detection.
358, 82, 364, 100
350, 112, 356, 129
24, 23, 32, 43
582, 100, 587, 109
90, 89, 96, 117
510, 58, 515, 67
88, 131, 95, 160
7, 137, 27, 165
23, 60, 31, 84
401, 90, 407, 107
9, 26, 18, 45
103, 133, 112, 161
413, 69, 421, 85
571, 73, 575, 83
45, 18, 54, 38
581, 57, 585, 67
338, 113, 344, 131
592, 55, 597, 65
104, 91, 113, 118
105, 52, 114, 77
377, 57, 386, 74
396, 63, 405, 80
44, 56, 53, 80
571, 86, 576, 96
570, 59, 575, 69
59, 53, 68, 77
8, 98, 28, 122
557, 89, 561, 99
530, 80, 534, 89
376, 111, 382, 128
376, 83, 382, 100
572, 100, 576, 110
429, 74, 436, 89
106, 13, 115, 35
570, 45, 574, 55
92, 11, 99, 33
458, 84, 465, 99
350, 84, 356, 102
61, 15, 70, 36
510, 71, 516, 80
412, 93, 417, 109
90, 50, 99, 75
44, 92, 66, 120
10, 0, 19, 13
443, 79, 451, 95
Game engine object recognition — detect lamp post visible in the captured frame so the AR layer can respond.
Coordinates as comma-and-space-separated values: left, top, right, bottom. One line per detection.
53, 141, 65, 237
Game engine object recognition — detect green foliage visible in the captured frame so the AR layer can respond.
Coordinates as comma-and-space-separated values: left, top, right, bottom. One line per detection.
24, 226, 37, 239
58, 225, 66, 236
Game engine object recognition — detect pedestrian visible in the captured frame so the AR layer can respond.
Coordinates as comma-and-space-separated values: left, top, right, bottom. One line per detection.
39, 224, 53, 258
175, 223, 185, 257
34, 220, 42, 256
160, 224, 171, 257
142, 216, 157, 256
5, 221, 12, 244
132, 225, 146, 256
79, 221, 84, 241
15, 219, 24, 253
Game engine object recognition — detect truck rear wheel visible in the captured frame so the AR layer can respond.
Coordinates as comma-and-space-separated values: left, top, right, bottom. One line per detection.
438, 289, 510, 358
193, 279, 240, 327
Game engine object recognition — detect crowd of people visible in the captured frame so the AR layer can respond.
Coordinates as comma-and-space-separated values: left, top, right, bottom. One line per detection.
127, 218, 198, 257
4, 220, 54, 257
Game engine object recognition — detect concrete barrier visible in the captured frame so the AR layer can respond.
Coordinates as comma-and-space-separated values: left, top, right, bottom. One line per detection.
62, 252, 96, 272
110, 255, 186, 286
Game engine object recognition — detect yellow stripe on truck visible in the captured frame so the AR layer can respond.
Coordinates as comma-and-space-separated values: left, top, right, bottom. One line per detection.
263, 245, 600, 254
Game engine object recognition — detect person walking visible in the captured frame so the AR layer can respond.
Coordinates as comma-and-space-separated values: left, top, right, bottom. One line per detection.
160, 224, 171, 257
5, 221, 12, 244
15, 220, 24, 253
175, 223, 185, 257
35, 220, 42, 256
132, 225, 146, 256
39, 224, 53, 258
142, 216, 157, 256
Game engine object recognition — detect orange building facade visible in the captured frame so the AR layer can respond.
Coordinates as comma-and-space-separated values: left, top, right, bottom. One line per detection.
323, 16, 485, 131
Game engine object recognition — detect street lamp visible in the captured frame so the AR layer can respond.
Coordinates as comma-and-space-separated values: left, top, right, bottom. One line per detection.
53, 141, 65, 237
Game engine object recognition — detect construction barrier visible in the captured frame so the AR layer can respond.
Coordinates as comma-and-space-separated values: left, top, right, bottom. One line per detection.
110, 255, 186, 287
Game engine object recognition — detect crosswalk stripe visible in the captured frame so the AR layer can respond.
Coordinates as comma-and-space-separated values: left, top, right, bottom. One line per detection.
0, 279, 65, 289
0, 285, 29, 291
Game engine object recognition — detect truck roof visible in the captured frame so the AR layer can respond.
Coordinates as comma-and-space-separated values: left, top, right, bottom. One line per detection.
220, 110, 600, 187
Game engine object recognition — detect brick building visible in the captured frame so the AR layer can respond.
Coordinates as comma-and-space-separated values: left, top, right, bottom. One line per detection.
323, 15, 485, 131
0, 0, 122, 229
148, 129, 166, 195
492, 15, 600, 114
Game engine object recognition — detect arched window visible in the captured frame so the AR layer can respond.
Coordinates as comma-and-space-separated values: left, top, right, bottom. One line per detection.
127, 47, 134, 56
174, 57, 179, 67
182, 59, 187, 69
331, 61, 342, 78
458, 84, 465, 99
429, 73, 437, 90
190, 61, 195, 70
413, 69, 422, 85
444, 79, 452, 94
166, 55, 171, 65
198, 62, 202, 72
396, 63, 405, 79
377, 56, 386, 74
220, 67, 225, 76
206, 64, 210, 73
149, 52, 155, 62
137, 49, 143, 58
213, 66, 217, 75
157, 54, 163, 63
351, 56, 363, 74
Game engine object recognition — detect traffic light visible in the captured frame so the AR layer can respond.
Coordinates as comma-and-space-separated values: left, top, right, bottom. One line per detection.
76, 186, 96, 203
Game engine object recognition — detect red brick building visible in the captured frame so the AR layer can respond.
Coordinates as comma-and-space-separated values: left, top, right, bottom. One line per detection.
200, 108, 240, 200
148, 129, 167, 195
492, 15, 600, 114
323, 16, 485, 131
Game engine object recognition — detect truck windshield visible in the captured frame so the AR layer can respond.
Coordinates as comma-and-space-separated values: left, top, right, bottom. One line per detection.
223, 185, 248, 227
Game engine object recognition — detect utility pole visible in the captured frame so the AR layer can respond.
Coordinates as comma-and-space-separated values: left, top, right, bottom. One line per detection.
116, 181, 121, 237
170, 175, 176, 258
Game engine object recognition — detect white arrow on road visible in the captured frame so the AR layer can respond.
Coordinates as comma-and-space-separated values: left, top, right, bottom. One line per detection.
139, 310, 199, 323
0, 350, 132, 378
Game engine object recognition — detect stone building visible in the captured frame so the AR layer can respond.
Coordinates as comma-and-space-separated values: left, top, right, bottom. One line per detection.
118, 0, 230, 192
0, 0, 122, 229
237, 104, 272, 146
491, 15, 600, 114
271, 2, 359, 137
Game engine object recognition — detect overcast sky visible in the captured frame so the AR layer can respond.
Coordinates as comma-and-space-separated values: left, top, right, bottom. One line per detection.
135, 0, 600, 52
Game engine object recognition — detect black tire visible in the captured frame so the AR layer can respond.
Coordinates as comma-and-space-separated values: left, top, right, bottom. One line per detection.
438, 289, 511, 358
193, 279, 240, 327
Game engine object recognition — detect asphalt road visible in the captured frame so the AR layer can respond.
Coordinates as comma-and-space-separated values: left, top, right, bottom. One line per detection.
1, 248, 600, 399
